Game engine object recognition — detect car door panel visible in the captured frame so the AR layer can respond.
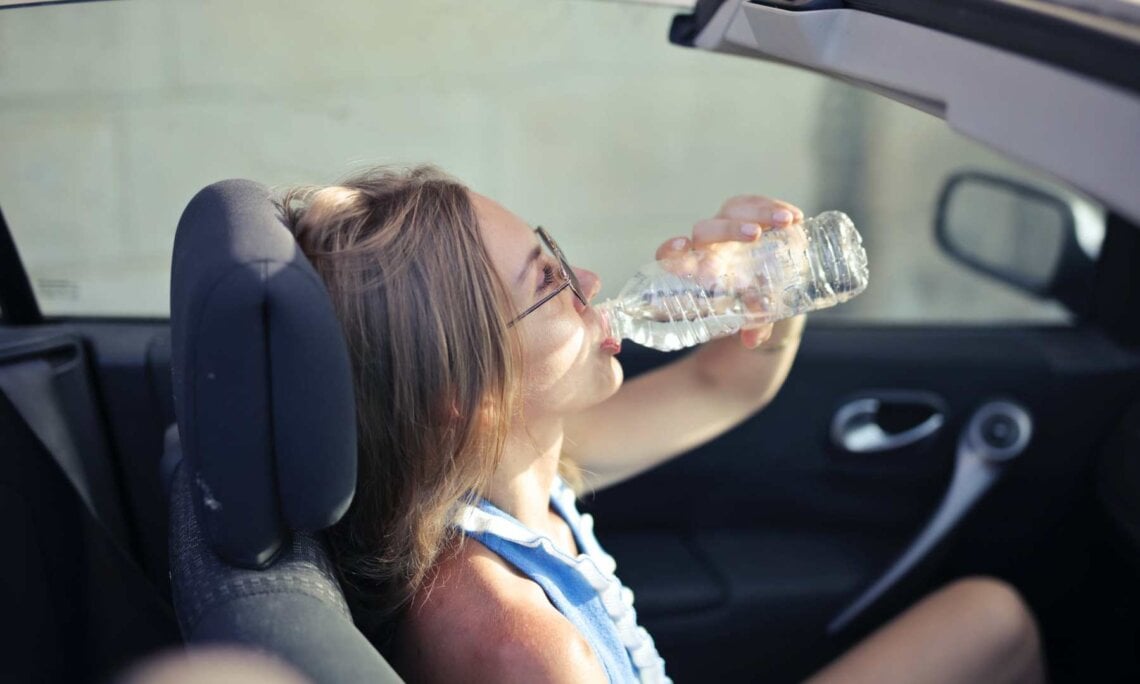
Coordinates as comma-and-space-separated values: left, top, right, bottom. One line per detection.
0, 326, 181, 681
79, 322, 177, 587
588, 324, 1140, 680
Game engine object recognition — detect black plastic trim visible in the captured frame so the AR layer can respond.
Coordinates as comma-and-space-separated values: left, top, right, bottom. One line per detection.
670, 0, 731, 46
1093, 211, 1140, 346
0, 0, 116, 11
751, 0, 841, 8
0, 206, 42, 325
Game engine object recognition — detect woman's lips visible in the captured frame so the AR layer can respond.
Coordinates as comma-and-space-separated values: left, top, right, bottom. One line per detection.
587, 307, 620, 354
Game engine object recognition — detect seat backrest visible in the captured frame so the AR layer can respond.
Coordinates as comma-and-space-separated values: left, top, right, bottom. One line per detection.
167, 435, 398, 682
167, 179, 401, 683
170, 178, 357, 568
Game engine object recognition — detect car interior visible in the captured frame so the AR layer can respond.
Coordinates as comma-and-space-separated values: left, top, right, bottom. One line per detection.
3, 1, 1140, 683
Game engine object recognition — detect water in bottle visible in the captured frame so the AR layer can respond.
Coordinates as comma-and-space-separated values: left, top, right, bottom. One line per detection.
595, 211, 869, 352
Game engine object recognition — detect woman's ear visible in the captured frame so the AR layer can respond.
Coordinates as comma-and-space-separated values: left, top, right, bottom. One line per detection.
474, 394, 499, 428
437, 390, 495, 428
476, 389, 521, 432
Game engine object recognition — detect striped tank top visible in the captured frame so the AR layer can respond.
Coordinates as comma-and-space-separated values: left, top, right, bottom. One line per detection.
456, 478, 670, 683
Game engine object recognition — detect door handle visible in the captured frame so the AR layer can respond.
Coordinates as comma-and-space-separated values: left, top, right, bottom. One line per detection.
831, 393, 945, 454
828, 400, 1033, 633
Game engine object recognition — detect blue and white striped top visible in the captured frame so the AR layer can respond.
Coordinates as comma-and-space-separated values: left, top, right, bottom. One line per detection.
456, 478, 670, 684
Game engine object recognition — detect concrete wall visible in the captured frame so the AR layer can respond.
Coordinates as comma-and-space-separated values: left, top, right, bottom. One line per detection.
0, 0, 1070, 321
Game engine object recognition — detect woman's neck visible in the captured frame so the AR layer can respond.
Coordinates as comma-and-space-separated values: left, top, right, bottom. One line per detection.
486, 419, 564, 532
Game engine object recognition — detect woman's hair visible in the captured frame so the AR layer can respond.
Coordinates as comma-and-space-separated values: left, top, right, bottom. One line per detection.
279, 166, 521, 626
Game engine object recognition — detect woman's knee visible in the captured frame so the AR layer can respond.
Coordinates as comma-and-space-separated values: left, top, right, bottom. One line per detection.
939, 576, 1041, 656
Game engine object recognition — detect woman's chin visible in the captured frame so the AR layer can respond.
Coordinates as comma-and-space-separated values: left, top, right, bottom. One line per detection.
602, 355, 624, 396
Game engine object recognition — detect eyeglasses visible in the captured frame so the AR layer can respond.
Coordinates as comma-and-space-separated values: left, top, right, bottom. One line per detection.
508, 227, 587, 327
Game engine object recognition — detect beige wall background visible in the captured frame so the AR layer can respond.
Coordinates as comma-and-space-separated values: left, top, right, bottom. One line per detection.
0, 0, 1072, 321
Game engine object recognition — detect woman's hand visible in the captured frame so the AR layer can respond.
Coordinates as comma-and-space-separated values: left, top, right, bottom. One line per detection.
565, 197, 807, 488
653, 195, 805, 348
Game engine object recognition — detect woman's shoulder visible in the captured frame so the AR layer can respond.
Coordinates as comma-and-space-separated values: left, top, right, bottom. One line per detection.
413, 536, 542, 621
393, 538, 607, 683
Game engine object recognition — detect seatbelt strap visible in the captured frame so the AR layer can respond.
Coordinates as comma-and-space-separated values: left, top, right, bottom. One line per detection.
0, 356, 135, 562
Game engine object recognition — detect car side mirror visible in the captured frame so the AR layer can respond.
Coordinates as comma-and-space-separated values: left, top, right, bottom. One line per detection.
935, 171, 1096, 317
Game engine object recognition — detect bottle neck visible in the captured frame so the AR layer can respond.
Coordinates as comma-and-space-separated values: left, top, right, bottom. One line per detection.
594, 299, 630, 342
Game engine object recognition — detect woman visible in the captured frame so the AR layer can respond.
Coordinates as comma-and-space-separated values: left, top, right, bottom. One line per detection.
283, 166, 1045, 683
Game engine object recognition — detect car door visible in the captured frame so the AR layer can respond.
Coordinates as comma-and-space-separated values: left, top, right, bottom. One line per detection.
579, 1, 1140, 681
592, 321, 1140, 681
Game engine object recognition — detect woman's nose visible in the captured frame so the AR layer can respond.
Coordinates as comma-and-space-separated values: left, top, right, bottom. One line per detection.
573, 267, 601, 308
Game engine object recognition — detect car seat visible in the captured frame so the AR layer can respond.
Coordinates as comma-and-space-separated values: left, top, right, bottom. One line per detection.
167, 179, 402, 683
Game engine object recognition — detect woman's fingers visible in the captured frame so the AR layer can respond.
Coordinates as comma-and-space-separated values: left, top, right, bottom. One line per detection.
690, 218, 765, 250
651, 195, 802, 349
661, 197, 804, 254
718, 195, 804, 225
654, 236, 691, 261
740, 325, 773, 349
654, 236, 701, 281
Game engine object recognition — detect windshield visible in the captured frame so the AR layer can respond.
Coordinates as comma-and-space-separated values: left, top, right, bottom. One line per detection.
0, 0, 1099, 322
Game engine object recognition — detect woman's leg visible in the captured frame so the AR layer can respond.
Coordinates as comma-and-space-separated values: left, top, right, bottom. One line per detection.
806, 577, 1046, 684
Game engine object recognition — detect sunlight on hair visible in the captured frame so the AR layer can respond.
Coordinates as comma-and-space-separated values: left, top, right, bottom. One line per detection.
311, 185, 360, 211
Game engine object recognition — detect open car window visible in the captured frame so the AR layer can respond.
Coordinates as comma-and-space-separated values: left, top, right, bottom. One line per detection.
0, 0, 1100, 322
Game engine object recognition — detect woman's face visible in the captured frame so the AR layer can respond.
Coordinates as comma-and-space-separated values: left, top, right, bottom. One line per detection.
471, 192, 623, 420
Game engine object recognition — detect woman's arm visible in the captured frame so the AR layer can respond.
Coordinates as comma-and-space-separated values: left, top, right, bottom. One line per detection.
564, 315, 803, 491
564, 195, 806, 491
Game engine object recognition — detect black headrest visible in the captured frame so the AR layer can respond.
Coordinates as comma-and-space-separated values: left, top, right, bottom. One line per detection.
170, 179, 356, 568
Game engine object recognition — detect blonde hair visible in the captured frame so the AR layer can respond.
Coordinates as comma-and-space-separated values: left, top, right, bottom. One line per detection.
279, 166, 521, 626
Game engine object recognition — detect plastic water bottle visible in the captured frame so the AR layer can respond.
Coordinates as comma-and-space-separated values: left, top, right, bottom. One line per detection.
596, 211, 869, 352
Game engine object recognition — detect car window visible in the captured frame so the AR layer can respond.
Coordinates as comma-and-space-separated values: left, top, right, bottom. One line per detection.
0, 0, 1101, 322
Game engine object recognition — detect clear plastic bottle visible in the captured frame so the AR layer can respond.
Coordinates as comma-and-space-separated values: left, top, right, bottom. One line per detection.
596, 211, 869, 352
